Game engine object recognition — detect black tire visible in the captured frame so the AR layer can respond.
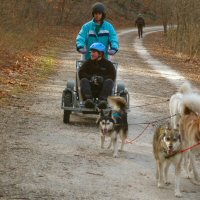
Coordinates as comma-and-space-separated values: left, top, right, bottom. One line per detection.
63, 80, 75, 124
63, 110, 71, 123
67, 80, 75, 90
120, 91, 128, 102
117, 82, 126, 100
63, 91, 72, 124
120, 90, 129, 108
117, 82, 125, 94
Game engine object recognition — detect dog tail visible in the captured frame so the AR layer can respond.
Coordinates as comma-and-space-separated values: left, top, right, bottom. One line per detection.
107, 96, 127, 110
179, 82, 192, 94
181, 93, 200, 115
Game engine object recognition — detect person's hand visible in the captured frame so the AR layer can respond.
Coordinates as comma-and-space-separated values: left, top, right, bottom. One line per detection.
91, 76, 104, 85
78, 48, 87, 54
96, 76, 104, 84
108, 49, 117, 55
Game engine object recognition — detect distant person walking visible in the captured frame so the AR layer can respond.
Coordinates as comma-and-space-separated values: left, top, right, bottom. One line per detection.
76, 2, 119, 60
135, 14, 145, 39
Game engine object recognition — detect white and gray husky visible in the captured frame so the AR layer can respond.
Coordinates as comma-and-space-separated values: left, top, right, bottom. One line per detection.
97, 96, 128, 157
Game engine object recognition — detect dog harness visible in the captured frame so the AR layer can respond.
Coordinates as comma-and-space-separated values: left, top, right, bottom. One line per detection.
112, 110, 128, 132
112, 112, 121, 118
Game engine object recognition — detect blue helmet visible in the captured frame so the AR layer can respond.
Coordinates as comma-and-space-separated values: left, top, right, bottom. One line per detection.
90, 42, 105, 53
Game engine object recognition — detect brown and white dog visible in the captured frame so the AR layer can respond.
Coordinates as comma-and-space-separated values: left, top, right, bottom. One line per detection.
97, 96, 128, 157
179, 93, 200, 185
153, 123, 182, 197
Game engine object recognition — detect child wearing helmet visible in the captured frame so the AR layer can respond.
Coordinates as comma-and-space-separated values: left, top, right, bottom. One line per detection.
79, 42, 116, 109
76, 2, 119, 60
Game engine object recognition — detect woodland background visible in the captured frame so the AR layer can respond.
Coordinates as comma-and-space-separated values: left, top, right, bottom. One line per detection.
0, 0, 200, 99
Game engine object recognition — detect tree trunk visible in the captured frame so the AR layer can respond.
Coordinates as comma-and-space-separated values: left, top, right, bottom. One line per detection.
58, 0, 66, 25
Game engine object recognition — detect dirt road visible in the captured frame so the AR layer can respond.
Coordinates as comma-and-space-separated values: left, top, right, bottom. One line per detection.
0, 27, 199, 200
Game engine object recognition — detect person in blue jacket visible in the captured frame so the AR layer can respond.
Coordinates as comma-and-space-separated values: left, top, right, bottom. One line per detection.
76, 2, 119, 60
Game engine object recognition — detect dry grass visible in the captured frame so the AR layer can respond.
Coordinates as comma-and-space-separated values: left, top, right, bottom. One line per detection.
144, 32, 200, 83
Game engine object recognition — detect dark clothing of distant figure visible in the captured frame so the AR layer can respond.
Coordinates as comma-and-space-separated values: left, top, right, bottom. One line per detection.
135, 17, 145, 38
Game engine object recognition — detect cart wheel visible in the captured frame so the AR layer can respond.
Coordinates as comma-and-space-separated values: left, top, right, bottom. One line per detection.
120, 89, 129, 108
66, 80, 75, 90
117, 82, 125, 100
63, 110, 70, 123
117, 82, 125, 93
63, 91, 72, 124
117, 82, 129, 107
120, 91, 128, 101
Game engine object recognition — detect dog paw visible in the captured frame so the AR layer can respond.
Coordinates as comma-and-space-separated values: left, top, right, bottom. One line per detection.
184, 175, 191, 179
99, 149, 105, 154
175, 191, 182, 198
184, 172, 192, 179
165, 181, 171, 185
113, 154, 119, 158
157, 182, 164, 188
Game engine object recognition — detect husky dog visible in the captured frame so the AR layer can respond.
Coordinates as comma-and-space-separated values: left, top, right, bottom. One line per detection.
153, 123, 182, 197
179, 93, 200, 185
97, 96, 128, 157
169, 82, 192, 129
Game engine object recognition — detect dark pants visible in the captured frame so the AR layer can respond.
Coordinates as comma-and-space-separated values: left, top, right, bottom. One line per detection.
80, 78, 114, 101
137, 26, 143, 38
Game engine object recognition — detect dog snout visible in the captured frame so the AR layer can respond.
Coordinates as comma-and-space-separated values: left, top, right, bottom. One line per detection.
169, 144, 173, 150
103, 128, 108, 134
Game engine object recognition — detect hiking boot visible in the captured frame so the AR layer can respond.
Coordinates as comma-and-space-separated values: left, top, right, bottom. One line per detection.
98, 100, 107, 109
85, 99, 95, 108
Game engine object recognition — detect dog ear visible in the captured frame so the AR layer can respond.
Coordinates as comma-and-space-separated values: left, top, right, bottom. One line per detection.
96, 114, 102, 125
100, 109, 104, 116
97, 108, 104, 116
96, 117, 101, 125
108, 110, 112, 117
161, 128, 166, 138
166, 121, 172, 130
96, 109, 104, 125
178, 134, 181, 142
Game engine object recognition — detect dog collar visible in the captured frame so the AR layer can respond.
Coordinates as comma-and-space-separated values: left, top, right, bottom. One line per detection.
163, 149, 181, 159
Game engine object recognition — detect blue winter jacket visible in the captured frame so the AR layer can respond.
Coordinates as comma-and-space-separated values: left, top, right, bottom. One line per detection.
76, 19, 119, 60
